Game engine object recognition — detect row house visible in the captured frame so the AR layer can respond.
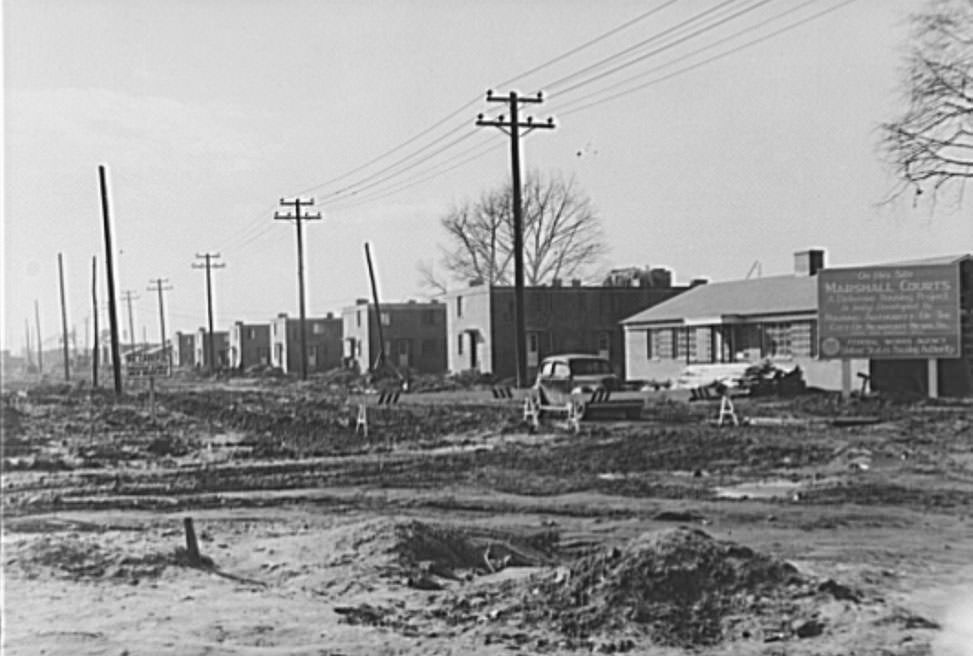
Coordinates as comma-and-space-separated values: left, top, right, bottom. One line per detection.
341, 299, 447, 374
229, 321, 271, 369
270, 313, 342, 374
194, 327, 230, 370
441, 277, 690, 382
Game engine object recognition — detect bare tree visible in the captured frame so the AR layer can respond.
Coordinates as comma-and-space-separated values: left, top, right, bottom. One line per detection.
881, 0, 973, 203
419, 170, 607, 291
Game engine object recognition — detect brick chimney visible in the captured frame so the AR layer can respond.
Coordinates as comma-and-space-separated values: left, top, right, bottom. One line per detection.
794, 249, 825, 276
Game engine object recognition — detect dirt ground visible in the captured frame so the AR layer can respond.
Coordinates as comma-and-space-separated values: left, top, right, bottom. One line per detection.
2, 376, 973, 655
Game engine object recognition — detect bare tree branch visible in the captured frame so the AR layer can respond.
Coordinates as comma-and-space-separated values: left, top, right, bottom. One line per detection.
881, 0, 973, 203
419, 170, 608, 290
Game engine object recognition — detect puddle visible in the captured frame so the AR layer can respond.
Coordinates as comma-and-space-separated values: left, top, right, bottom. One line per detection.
714, 479, 802, 500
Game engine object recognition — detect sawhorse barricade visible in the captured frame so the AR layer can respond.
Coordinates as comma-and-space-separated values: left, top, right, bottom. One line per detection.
355, 391, 401, 438
491, 386, 514, 399
523, 394, 584, 434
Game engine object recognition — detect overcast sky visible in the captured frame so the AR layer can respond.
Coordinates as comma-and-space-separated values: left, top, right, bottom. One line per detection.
3, 0, 970, 352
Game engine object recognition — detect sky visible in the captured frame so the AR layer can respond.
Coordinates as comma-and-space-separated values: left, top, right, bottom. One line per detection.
3, 0, 971, 354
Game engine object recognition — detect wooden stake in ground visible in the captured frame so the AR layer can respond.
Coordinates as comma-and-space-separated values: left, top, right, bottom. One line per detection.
184, 517, 202, 565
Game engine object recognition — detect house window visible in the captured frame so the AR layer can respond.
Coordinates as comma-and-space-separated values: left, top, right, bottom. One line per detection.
356, 311, 361, 328
380, 312, 391, 326
645, 330, 653, 359
596, 332, 610, 352
763, 323, 793, 357
248, 328, 257, 340
456, 296, 463, 318
312, 322, 324, 335
457, 334, 464, 355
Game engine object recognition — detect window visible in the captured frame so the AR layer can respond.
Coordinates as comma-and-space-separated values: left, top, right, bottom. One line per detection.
356, 311, 361, 328
380, 312, 391, 326
645, 330, 653, 359
312, 322, 325, 335
528, 333, 539, 352
458, 333, 464, 355
763, 323, 793, 357
248, 328, 257, 340
552, 362, 570, 377
671, 328, 681, 359
457, 296, 463, 318
596, 332, 611, 352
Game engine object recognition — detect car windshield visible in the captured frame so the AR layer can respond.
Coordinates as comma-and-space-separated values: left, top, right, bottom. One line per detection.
569, 358, 612, 376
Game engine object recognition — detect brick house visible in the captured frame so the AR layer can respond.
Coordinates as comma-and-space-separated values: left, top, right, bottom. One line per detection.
229, 321, 271, 369
442, 277, 689, 382
341, 299, 447, 374
270, 313, 342, 374
194, 327, 230, 370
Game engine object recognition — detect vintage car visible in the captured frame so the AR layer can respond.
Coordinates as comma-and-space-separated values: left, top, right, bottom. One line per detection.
534, 353, 619, 401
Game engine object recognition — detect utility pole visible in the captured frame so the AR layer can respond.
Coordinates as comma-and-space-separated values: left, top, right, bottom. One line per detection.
91, 256, 99, 387
34, 299, 43, 375
476, 90, 555, 387
58, 253, 71, 381
364, 242, 387, 371
274, 197, 321, 381
147, 278, 173, 373
192, 253, 225, 374
121, 290, 139, 355
24, 318, 33, 368
99, 165, 123, 396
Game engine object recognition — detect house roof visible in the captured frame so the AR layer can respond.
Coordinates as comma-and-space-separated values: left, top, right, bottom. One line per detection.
851, 253, 971, 267
621, 275, 817, 326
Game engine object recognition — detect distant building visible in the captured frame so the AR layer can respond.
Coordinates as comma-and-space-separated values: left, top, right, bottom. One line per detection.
270, 313, 342, 374
341, 299, 447, 374
173, 331, 196, 368
229, 321, 271, 369
442, 278, 690, 381
194, 327, 229, 370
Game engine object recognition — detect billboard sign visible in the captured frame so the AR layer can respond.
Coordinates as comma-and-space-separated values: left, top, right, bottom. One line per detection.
817, 264, 961, 359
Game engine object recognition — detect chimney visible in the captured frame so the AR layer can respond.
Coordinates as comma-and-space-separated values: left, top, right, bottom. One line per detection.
571, 278, 582, 287
469, 278, 484, 287
551, 278, 562, 287
277, 312, 288, 318
326, 312, 333, 319
794, 249, 826, 276
355, 298, 369, 305
690, 278, 709, 287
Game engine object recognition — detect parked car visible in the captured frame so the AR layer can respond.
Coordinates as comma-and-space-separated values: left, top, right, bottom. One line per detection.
534, 353, 619, 403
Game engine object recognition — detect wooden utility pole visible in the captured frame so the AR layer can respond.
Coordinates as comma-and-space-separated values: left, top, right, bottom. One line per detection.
121, 290, 139, 353
476, 90, 555, 387
99, 165, 123, 395
275, 197, 321, 380
192, 253, 224, 374
34, 300, 43, 374
24, 318, 33, 368
58, 253, 71, 381
148, 278, 173, 373
364, 242, 386, 371
92, 256, 99, 387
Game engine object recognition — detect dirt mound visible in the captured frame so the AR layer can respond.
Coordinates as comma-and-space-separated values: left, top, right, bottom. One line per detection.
387, 521, 557, 583
9, 535, 183, 583
513, 527, 803, 647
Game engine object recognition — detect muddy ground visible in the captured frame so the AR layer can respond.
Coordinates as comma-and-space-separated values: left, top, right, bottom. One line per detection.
2, 377, 972, 655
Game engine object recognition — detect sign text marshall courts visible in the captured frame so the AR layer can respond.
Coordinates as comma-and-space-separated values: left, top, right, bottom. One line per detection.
817, 264, 961, 359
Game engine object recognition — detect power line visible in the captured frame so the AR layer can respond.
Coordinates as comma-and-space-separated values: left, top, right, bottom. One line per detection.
492, 0, 683, 90
554, 0, 775, 98
542, 0, 739, 93
549, 0, 824, 115
274, 197, 321, 380
560, 0, 857, 118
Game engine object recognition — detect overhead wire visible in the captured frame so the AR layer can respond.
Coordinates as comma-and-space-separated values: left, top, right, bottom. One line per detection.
558, 0, 857, 118
548, 0, 824, 115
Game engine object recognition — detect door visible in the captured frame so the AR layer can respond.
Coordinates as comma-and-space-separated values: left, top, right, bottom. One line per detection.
397, 339, 411, 368
596, 331, 611, 360
468, 332, 478, 369
527, 332, 541, 368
